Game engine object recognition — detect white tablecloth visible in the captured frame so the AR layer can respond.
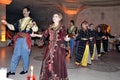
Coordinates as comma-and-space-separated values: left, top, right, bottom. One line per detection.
6, 78, 13, 80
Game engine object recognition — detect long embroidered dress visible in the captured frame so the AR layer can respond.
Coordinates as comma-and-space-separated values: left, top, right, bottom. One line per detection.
75, 29, 91, 65
40, 25, 68, 80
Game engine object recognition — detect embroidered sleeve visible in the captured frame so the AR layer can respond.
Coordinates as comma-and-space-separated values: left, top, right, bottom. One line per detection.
7, 23, 15, 31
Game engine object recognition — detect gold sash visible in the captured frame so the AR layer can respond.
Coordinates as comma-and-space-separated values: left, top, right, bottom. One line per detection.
19, 17, 32, 31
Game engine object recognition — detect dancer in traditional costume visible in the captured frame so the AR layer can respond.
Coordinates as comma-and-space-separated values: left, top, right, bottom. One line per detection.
88, 24, 96, 57
95, 26, 103, 57
102, 28, 115, 53
75, 21, 91, 67
1, 6, 38, 77
31, 13, 69, 80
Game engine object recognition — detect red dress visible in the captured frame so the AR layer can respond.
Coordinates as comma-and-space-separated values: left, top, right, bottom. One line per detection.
40, 25, 68, 80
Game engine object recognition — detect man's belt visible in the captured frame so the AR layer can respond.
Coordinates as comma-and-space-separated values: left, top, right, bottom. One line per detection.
81, 38, 88, 40
68, 34, 75, 38
17, 32, 29, 38
96, 38, 101, 40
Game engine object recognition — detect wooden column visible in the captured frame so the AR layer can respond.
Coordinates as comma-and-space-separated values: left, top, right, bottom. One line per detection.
0, 0, 12, 47
0, 4, 6, 42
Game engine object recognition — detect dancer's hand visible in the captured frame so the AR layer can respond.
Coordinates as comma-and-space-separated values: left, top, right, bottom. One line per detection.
36, 34, 43, 37
30, 33, 36, 37
1, 20, 7, 25
114, 34, 117, 37
64, 35, 70, 41
60, 44, 66, 48
29, 21, 36, 27
89, 37, 93, 41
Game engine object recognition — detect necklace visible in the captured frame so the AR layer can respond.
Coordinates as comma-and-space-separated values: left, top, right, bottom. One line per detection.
51, 24, 61, 31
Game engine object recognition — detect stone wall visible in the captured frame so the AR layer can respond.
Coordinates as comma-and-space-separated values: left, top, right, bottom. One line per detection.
76, 6, 120, 35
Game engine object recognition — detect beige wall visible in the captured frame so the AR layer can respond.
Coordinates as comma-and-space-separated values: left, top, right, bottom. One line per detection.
75, 6, 120, 35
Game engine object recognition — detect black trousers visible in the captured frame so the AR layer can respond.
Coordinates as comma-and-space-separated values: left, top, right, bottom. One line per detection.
96, 40, 101, 54
89, 41, 94, 56
103, 39, 108, 52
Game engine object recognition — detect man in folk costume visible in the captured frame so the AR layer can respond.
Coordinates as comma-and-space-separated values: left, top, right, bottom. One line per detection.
67, 20, 77, 58
75, 21, 91, 66
1, 6, 38, 77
